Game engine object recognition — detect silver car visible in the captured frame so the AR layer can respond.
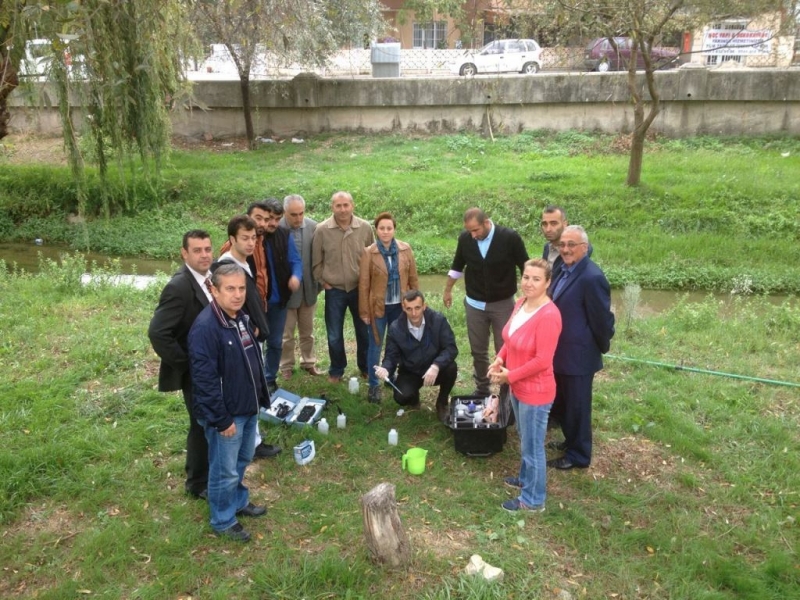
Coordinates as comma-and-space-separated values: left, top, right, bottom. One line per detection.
451, 39, 542, 76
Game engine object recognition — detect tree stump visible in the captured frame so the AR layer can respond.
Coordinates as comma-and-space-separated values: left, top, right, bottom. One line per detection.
360, 482, 411, 567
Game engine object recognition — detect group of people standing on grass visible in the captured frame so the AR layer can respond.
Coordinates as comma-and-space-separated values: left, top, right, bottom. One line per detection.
147, 191, 614, 540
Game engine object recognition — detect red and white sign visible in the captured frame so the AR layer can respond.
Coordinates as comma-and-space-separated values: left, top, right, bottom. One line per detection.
702, 29, 772, 56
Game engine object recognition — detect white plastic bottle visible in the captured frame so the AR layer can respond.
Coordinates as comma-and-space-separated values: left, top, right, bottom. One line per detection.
348, 377, 359, 394
317, 418, 329, 435
388, 428, 398, 446
337, 413, 347, 429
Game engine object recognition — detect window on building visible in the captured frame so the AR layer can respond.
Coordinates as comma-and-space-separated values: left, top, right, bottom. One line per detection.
413, 21, 447, 49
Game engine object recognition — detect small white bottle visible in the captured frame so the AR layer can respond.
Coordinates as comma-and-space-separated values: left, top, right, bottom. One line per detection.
317, 418, 329, 435
337, 413, 347, 429
348, 377, 359, 394
388, 428, 398, 446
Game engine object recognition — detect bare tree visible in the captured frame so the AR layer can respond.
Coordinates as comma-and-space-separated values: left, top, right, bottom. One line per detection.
193, 0, 385, 149
536, 0, 796, 185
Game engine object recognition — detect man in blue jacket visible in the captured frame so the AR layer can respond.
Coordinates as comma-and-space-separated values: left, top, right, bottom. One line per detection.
189, 263, 270, 542
547, 226, 615, 470
375, 290, 458, 423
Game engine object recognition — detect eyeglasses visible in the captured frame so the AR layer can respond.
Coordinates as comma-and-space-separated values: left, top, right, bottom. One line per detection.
556, 241, 587, 249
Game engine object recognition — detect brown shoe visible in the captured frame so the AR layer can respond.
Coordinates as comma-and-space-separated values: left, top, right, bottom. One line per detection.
328, 375, 342, 384
436, 403, 449, 424
302, 366, 324, 376
280, 369, 292, 380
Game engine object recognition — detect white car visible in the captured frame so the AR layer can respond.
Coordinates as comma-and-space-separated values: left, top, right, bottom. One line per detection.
18, 39, 86, 78
451, 39, 542, 76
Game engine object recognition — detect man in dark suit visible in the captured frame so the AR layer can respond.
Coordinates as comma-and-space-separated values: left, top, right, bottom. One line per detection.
148, 230, 214, 499
548, 225, 615, 470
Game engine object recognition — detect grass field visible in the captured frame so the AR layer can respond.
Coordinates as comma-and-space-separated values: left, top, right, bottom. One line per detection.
2, 131, 800, 292
0, 255, 797, 599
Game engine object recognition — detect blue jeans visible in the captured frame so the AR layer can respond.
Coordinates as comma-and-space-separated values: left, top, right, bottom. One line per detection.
264, 303, 289, 384
510, 392, 552, 508
200, 414, 257, 532
324, 288, 369, 378
367, 303, 402, 387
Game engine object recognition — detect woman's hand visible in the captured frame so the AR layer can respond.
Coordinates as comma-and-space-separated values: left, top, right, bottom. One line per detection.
489, 366, 509, 385
362, 317, 371, 325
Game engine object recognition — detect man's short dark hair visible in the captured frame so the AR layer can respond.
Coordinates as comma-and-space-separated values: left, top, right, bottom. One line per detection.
543, 205, 567, 221
182, 229, 211, 250
402, 289, 425, 304
246, 201, 270, 215
210, 263, 244, 287
464, 207, 487, 224
263, 197, 284, 216
227, 215, 256, 238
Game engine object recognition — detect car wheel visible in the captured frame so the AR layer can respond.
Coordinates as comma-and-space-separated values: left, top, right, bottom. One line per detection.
597, 60, 610, 73
521, 62, 540, 74
459, 63, 477, 76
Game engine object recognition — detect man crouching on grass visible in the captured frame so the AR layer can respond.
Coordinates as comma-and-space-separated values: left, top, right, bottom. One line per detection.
188, 263, 269, 542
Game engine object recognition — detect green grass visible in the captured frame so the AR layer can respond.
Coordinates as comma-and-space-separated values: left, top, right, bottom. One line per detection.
0, 257, 797, 599
2, 131, 799, 291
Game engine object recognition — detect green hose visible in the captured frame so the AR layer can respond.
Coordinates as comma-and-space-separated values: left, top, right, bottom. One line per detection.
606, 354, 800, 388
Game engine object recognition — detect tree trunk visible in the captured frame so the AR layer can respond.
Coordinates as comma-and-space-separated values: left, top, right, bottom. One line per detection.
0, 55, 19, 141
627, 130, 646, 186
360, 482, 411, 567
239, 74, 256, 150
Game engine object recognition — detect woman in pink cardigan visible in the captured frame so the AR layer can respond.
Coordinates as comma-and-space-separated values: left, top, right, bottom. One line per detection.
488, 258, 562, 512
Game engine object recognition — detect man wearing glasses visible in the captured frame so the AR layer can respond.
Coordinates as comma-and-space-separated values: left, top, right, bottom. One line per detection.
548, 225, 615, 470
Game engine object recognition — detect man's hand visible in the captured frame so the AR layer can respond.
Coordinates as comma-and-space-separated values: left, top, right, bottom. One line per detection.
443, 288, 453, 309
288, 276, 301, 292
374, 366, 389, 381
362, 317, 371, 325
322, 281, 332, 290
220, 422, 237, 437
423, 364, 439, 387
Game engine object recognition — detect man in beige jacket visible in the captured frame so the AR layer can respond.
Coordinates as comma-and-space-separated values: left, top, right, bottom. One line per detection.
311, 191, 375, 383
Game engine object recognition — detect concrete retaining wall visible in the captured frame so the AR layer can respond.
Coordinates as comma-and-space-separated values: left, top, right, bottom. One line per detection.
10, 68, 800, 139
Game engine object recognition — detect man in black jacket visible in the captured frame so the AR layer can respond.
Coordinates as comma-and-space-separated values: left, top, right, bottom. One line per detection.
443, 208, 528, 396
148, 230, 213, 499
212, 215, 282, 460
375, 290, 458, 423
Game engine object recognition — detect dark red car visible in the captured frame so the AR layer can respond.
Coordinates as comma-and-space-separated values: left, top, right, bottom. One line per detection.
584, 37, 679, 72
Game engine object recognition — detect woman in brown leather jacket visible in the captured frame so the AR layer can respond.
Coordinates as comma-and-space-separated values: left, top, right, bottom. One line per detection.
359, 212, 419, 402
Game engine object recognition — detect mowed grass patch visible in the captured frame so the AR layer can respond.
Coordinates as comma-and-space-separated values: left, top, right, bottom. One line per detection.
1, 257, 798, 599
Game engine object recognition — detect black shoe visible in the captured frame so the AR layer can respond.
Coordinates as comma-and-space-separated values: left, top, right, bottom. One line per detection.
188, 488, 208, 501
546, 440, 567, 451
267, 381, 279, 395
436, 403, 449, 424
215, 522, 251, 542
368, 385, 382, 404
254, 443, 282, 459
237, 502, 267, 518
547, 456, 589, 470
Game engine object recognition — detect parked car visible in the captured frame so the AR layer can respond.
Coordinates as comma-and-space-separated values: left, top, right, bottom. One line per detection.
584, 37, 679, 72
18, 39, 86, 79
451, 39, 542, 76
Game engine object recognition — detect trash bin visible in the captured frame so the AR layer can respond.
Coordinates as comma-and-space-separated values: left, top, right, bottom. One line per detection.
371, 42, 401, 78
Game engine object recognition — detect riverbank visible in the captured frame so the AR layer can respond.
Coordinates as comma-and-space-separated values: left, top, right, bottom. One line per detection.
0, 263, 797, 599
2, 131, 799, 293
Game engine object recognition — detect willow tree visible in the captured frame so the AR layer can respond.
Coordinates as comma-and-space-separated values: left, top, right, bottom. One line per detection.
194, 0, 385, 149
537, 0, 796, 186
0, 0, 28, 140
3, 0, 189, 216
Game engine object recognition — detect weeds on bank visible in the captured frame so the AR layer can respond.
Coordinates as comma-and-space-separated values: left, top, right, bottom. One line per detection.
2, 131, 799, 292
0, 258, 797, 599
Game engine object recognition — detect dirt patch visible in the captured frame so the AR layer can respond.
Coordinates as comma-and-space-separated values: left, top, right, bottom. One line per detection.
1, 133, 67, 166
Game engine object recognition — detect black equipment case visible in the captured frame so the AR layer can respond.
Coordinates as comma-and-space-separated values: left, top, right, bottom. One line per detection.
447, 394, 510, 457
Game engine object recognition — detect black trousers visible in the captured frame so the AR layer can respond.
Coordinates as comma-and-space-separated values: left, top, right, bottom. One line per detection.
554, 373, 594, 467
182, 374, 209, 495
392, 362, 457, 407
